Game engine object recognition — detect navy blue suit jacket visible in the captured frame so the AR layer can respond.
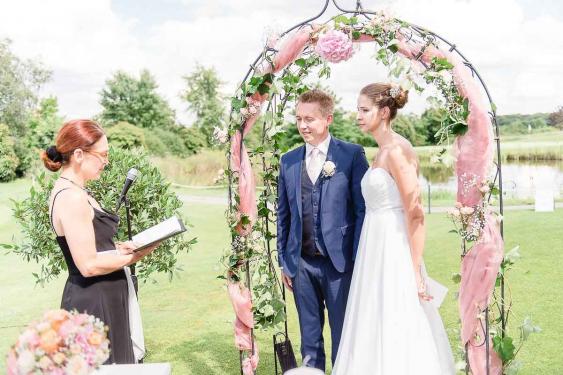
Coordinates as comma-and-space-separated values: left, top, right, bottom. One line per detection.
277, 137, 369, 278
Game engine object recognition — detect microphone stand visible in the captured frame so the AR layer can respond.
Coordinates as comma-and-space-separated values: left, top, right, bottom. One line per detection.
120, 195, 144, 363
120, 195, 139, 296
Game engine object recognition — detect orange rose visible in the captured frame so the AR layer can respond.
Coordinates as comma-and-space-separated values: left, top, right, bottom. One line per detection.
45, 309, 69, 331
88, 332, 103, 346
39, 329, 60, 354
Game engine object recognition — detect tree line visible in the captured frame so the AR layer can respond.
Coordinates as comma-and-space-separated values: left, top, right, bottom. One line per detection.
1, 38, 561, 182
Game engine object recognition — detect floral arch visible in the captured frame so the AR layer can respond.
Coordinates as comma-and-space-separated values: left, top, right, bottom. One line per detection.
219, 1, 528, 374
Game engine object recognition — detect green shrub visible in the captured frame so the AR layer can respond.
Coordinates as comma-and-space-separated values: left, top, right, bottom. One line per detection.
0, 123, 19, 182
106, 121, 146, 149
143, 129, 168, 156
150, 128, 189, 157
178, 126, 207, 155
4, 146, 196, 285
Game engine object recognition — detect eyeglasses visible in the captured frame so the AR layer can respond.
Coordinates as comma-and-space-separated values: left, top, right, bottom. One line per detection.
86, 150, 109, 163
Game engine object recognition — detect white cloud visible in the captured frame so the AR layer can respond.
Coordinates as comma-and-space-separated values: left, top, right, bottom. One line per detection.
0, 0, 562, 122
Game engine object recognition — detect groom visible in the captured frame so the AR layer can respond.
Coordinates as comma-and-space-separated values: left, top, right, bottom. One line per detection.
277, 89, 369, 371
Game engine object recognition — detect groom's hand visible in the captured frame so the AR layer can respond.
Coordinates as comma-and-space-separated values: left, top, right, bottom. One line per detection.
281, 273, 293, 292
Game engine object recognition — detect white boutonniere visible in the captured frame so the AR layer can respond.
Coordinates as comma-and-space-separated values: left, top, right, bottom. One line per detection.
322, 161, 336, 178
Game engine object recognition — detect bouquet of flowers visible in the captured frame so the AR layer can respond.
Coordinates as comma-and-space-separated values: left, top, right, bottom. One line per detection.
6, 309, 110, 375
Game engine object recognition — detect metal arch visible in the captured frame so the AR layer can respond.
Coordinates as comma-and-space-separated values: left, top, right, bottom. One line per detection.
230, 1, 504, 374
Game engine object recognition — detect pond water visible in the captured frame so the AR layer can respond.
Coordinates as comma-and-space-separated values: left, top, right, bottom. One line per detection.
419, 161, 563, 199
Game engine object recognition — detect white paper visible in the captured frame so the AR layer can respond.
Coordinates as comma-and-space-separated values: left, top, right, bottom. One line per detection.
132, 216, 183, 249
425, 277, 449, 309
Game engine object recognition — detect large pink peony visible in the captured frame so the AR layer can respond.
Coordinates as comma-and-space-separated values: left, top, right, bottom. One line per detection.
315, 30, 355, 63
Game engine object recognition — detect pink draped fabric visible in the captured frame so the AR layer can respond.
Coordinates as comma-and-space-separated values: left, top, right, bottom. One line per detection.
234, 318, 252, 350
460, 214, 503, 375
260, 26, 314, 75
228, 282, 254, 328
230, 92, 269, 235
468, 337, 503, 375
242, 343, 259, 375
228, 281, 258, 371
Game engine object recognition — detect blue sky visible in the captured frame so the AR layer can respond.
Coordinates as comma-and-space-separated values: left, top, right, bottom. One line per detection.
1, 0, 562, 122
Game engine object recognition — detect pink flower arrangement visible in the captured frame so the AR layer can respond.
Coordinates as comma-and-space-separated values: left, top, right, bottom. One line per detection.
240, 97, 262, 120
6, 309, 109, 375
314, 30, 355, 63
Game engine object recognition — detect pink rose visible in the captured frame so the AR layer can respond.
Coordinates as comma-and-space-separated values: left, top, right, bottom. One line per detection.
315, 30, 355, 63
72, 314, 88, 326
20, 329, 41, 347
58, 320, 75, 339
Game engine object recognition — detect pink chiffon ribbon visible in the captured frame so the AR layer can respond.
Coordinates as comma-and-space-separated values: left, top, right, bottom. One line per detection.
227, 281, 258, 372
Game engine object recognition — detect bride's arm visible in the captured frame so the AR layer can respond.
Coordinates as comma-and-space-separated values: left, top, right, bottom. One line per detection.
387, 145, 427, 294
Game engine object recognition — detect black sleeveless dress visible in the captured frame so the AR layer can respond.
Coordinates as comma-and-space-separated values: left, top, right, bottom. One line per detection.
51, 188, 135, 364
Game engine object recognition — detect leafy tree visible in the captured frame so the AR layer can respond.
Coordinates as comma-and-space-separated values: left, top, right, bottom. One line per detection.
13, 97, 64, 177
26, 97, 63, 149
547, 106, 563, 130
181, 64, 225, 145
393, 114, 427, 146
0, 123, 19, 182
0, 39, 51, 136
99, 70, 176, 129
421, 108, 447, 145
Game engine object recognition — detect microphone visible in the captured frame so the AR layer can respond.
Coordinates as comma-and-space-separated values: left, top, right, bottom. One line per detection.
116, 168, 140, 211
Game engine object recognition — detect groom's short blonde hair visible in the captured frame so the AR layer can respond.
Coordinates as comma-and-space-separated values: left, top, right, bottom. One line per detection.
297, 89, 334, 117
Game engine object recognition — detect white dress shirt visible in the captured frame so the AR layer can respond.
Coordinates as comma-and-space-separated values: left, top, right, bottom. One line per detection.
305, 134, 331, 184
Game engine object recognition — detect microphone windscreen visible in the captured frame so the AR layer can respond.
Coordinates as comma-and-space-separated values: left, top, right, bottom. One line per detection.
127, 168, 140, 181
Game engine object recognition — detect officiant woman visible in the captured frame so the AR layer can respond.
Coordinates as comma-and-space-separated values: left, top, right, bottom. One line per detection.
40, 119, 159, 364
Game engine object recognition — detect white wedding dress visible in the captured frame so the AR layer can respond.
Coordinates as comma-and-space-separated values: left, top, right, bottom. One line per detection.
332, 167, 455, 375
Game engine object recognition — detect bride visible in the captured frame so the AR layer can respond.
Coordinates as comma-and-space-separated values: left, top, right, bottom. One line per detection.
332, 83, 455, 374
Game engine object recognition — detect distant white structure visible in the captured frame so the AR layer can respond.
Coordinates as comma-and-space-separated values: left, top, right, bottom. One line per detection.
535, 188, 555, 212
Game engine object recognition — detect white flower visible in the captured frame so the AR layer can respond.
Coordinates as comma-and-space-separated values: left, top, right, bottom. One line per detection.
460, 206, 475, 215
389, 86, 401, 98
447, 208, 460, 218
65, 356, 88, 375
17, 350, 35, 374
212, 127, 228, 144
322, 161, 336, 178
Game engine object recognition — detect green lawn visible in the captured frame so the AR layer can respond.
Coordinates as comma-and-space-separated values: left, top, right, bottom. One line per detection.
1, 179, 562, 373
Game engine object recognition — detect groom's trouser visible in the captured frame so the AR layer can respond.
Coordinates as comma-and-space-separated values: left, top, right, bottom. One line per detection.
292, 253, 352, 372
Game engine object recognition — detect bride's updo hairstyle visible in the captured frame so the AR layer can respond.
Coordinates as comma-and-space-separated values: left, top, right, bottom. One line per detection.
360, 83, 409, 120
40, 119, 105, 172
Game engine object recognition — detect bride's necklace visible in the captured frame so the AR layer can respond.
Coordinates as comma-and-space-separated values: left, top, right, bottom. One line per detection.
59, 176, 92, 196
